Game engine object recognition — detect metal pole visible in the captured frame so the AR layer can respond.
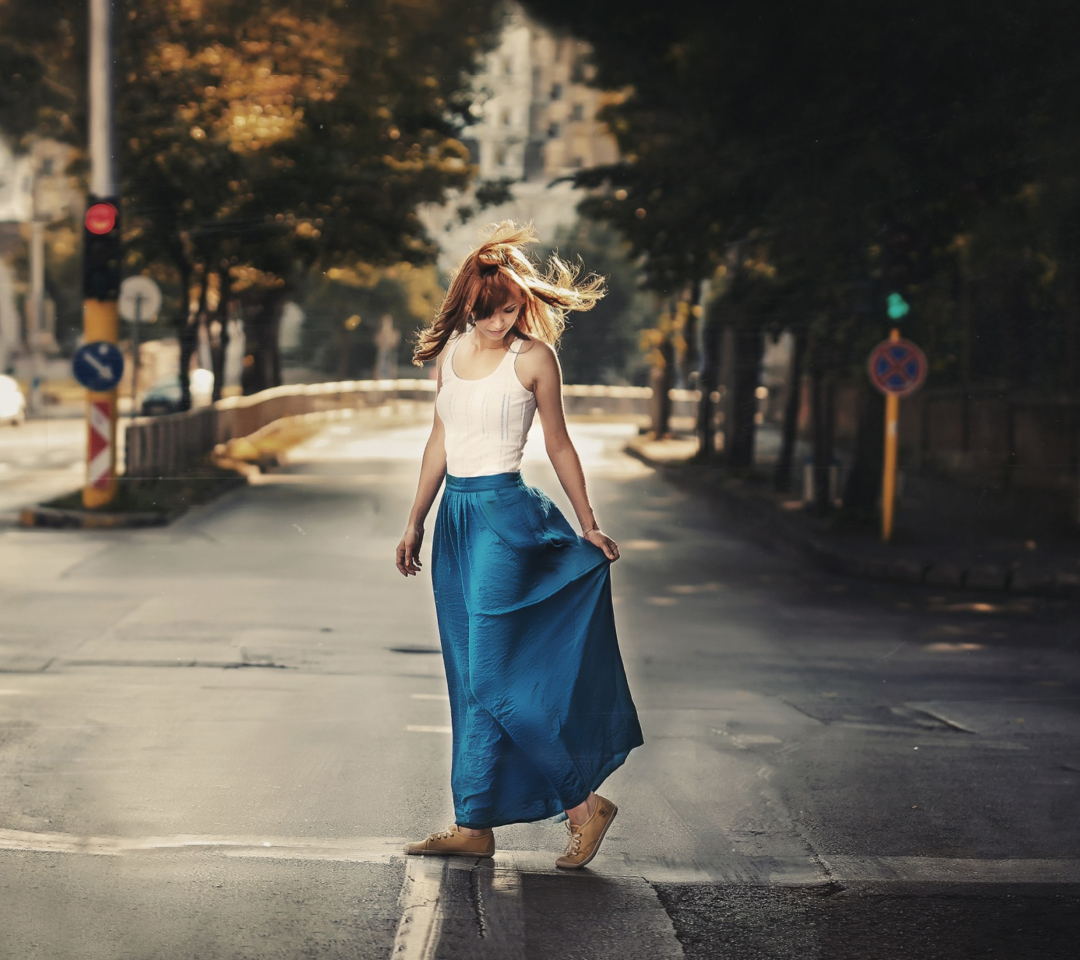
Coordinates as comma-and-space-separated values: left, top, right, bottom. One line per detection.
29, 218, 45, 414
881, 327, 900, 543
89, 0, 115, 198
130, 294, 142, 418
82, 0, 118, 508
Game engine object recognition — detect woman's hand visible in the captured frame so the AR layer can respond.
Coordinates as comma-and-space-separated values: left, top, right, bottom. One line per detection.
396, 525, 425, 577
584, 527, 620, 562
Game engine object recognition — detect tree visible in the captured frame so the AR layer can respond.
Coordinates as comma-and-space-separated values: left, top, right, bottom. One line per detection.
3, 0, 504, 399
522, 0, 1080, 502
537, 219, 655, 385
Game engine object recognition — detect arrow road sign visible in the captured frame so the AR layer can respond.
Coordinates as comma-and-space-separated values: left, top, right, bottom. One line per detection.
73, 341, 125, 392
867, 337, 927, 397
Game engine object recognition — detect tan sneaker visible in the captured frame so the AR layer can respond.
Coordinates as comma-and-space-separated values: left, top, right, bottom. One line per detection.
404, 825, 495, 858
555, 794, 618, 869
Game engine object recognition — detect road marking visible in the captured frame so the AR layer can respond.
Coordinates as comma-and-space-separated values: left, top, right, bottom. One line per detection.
390, 857, 445, 960
407, 725, 453, 734
0, 829, 403, 862
824, 855, 1080, 884
1, 829, 1078, 886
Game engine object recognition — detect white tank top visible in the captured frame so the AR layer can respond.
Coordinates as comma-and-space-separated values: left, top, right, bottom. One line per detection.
436, 334, 538, 477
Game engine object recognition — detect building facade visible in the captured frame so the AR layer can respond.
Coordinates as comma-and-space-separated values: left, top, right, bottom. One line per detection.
421, 2, 620, 269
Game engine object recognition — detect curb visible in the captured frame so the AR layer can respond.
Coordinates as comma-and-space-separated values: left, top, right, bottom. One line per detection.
624, 442, 1080, 601
19, 505, 177, 529
18, 476, 247, 531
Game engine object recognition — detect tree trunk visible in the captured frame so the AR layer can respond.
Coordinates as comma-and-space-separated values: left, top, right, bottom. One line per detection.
774, 325, 807, 491
807, 333, 836, 514
209, 266, 231, 402
724, 324, 761, 471
241, 286, 287, 396
177, 261, 197, 413
649, 336, 675, 438
810, 373, 836, 513
695, 305, 723, 460
679, 284, 699, 388
841, 378, 885, 513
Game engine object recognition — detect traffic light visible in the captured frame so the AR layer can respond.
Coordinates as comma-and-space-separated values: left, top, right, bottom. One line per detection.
886, 291, 910, 322
83, 195, 121, 301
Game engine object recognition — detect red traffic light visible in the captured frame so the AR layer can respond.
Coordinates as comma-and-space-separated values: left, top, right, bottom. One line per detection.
85, 202, 118, 235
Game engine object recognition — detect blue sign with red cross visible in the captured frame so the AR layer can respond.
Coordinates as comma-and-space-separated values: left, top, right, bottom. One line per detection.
867, 337, 927, 397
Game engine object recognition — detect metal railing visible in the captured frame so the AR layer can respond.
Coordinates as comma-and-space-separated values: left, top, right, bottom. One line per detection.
123, 380, 692, 479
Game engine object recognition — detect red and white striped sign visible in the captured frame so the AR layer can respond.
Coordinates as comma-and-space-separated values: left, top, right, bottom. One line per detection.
87, 399, 113, 490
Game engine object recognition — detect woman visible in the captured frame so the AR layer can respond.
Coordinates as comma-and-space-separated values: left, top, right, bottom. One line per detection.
395, 222, 643, 869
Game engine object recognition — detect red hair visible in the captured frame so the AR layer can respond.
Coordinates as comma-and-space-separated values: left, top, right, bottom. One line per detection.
412, 221, 606, 364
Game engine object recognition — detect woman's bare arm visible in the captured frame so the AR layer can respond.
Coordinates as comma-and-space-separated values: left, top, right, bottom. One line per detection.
524, 341, 620, 562
397, 353, 448, 577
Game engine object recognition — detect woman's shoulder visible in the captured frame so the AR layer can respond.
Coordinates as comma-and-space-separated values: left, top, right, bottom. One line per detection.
510, 335, 559, 392
510, 334, 555, 361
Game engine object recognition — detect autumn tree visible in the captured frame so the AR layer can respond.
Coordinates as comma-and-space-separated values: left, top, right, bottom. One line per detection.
3, 0, 503, 401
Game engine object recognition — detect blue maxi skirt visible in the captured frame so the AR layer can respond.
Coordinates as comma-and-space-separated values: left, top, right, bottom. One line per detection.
431, 471, 644, 829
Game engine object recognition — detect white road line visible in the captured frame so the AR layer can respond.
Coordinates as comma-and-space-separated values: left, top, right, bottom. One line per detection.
824, 855, 1080, 884
1, 829, 1078, 886
390, 857, 445, 960
0, 829, 403, 862
407, 725, 453, 734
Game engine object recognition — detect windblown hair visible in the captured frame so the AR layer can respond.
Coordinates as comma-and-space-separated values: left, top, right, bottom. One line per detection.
412, 221, 606, 365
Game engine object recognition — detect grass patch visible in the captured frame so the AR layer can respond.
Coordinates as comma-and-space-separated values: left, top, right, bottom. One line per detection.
43, 465, 242, 515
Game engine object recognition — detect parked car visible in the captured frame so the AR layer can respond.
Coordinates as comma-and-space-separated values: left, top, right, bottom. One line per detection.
0, 375, 26, 425
140, 376, 183, 415
140, 369, 214, 416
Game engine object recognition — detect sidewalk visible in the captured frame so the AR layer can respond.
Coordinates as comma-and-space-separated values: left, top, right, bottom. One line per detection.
625, 433, 1080, 600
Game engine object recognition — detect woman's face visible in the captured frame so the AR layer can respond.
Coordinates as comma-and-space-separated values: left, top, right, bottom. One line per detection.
473, 300, 523, 341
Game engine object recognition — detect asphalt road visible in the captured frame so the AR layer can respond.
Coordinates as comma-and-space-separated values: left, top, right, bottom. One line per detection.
1, 412, 1078, 959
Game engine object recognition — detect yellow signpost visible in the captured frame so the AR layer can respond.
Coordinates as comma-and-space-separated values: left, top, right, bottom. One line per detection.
867, 297, 927, 543
81, 0, 120, 509
81, 296, 119, 508
880, 331, 901, 542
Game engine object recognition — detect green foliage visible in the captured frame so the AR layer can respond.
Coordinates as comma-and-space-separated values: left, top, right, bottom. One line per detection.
2, 0, 503, 347
297, 263, 442, 379
539, 220, 656, 385
0, 0, 82, 147
523, 0, 1080, 390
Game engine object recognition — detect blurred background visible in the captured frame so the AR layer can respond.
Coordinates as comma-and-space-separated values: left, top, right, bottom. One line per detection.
1, 0, 1080, 531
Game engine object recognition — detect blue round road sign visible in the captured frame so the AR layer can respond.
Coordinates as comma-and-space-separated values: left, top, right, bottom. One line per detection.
867, 338, 927, 397
73, 341, 125, 392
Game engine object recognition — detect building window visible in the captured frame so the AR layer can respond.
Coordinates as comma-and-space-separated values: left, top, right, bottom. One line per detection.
570, 104, 584, 122
551, 83, 563, 101
548, 122, 561, 139
41, 158, 55, 175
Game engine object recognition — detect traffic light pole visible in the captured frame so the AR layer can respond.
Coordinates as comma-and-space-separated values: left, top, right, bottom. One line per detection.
83, 0, 118, 508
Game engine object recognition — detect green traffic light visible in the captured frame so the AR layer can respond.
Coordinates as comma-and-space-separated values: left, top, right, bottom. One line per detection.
887, 292, 910, 321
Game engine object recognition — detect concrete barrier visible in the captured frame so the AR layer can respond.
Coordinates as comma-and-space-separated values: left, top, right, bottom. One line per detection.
123, 380, 700, 479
